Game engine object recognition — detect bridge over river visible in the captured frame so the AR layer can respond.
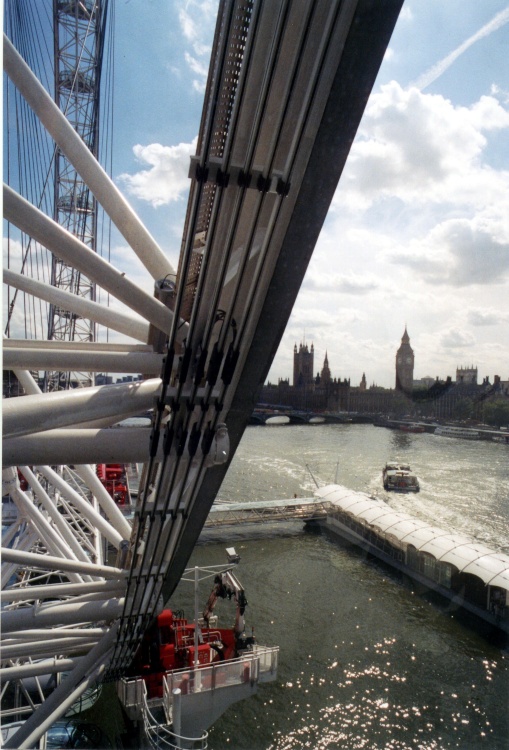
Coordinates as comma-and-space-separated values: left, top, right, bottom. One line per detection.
250, 409, 353, 425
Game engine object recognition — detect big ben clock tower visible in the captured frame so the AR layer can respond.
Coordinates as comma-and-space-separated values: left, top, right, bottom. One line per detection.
395, 327, 414, 394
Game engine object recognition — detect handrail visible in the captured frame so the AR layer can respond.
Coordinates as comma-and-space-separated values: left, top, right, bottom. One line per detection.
117, 646, 278, 748
118, 646, 279, 710
143, 698, 208, 750
206, 501, 328, 528
164, 646, 279, 698
119, 677, 208, 749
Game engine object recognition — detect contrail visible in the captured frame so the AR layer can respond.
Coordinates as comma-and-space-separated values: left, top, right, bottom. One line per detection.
411, 6, 509, 91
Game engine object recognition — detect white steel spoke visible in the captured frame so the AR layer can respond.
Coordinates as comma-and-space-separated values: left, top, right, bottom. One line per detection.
4, 185, 175, 336
3, 343, 162, 374
1, 659, 80, 682
3, 378, 161, 439
3, 34, 174, 282
4, 269, 150, 343
3, 427, 155, 466
32, 466, 127, 549
1, 548, 129, 580
17, 466, 94, 568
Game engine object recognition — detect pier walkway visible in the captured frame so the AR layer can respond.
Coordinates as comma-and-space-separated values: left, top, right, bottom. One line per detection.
206, 498, 327, 528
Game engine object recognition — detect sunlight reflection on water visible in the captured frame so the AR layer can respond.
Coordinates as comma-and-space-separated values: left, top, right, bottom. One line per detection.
196, 425, 509, 749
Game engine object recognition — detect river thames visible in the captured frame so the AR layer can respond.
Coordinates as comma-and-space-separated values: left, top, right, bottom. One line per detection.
172, 423, 508, 749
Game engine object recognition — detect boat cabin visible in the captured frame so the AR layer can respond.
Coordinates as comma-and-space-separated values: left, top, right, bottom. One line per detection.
383, 462, 420, 492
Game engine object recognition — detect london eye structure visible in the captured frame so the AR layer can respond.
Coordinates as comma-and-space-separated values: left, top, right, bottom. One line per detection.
2, 1, 403, 746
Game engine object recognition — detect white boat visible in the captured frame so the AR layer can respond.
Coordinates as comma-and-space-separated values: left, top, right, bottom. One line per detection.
382, 462, 420, 492
434, 426, 480, 440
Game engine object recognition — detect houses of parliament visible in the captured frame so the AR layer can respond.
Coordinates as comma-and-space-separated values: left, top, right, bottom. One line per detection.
260, 328, 508, 419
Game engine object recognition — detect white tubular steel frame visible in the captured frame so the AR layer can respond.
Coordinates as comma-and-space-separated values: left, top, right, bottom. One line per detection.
2, 0, 402, 746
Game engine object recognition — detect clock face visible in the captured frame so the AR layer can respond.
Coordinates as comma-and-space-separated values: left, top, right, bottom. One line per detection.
406, 357, 412, 364
397, 356, 402, 364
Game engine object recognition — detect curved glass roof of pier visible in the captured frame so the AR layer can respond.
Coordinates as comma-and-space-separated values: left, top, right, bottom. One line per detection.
317, 485, 509, 590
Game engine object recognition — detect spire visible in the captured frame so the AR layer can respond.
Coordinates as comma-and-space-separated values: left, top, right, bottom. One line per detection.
320, 349, 331, 385
401, 326, 410, 344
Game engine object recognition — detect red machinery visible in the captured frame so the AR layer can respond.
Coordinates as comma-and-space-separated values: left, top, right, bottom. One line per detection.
96, 464, 129, 505
129, 570, 254, 698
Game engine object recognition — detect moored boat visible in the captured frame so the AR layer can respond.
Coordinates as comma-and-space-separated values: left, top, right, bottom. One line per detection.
434, 426, 480, 439
382, 462, 420, 492
399, 423, 425, 433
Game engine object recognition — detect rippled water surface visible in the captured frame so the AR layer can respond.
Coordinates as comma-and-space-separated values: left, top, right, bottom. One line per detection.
173, 424, 508, 749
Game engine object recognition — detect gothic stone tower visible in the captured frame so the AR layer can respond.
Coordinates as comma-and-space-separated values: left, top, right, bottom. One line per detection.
395, 327, 414, 394
321, 351, 331, 385
293, 342, 314, 386
456, 366, 478, 384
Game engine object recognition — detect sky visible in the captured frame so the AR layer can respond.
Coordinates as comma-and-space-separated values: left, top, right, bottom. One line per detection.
106, 0, 509, 389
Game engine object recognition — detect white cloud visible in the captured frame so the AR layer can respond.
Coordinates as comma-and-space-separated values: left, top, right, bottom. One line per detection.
3, 237, 54, 339
302, 271, 379, 295
184, 51, 208, 78
178, 1, 216, 44
438, 219, 509, 285
178, 1, 217, 90
336, 82, 509, 212
469, 94, 509, 130
119, 138, 197, 207
184, 52, 209, 92
491, 83, 509, 106
272, 78, 509, 388
3, 298, 30, 340
439, 327, 477, 349
388, 215, 509, 287
468, 308, 508, 326
3, 236, 24, 268
399, 7, 413, 23
335, 276, 379, 295
178, 8, 198, 42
